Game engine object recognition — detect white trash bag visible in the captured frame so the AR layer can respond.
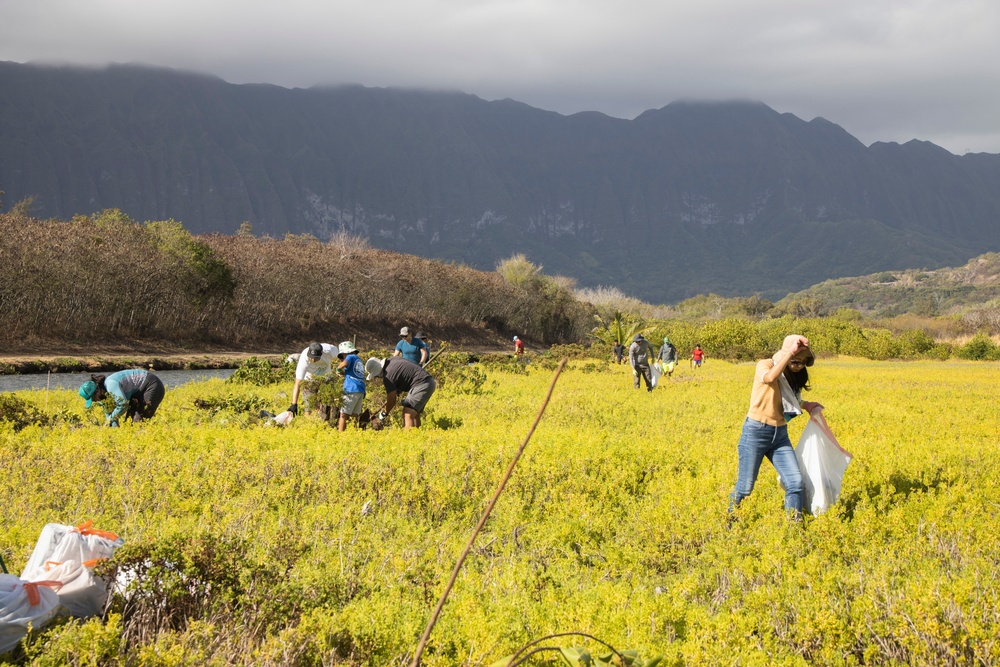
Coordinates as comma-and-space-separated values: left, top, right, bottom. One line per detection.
0, 574, 61, 655
21, 522, 123, 618
795, 408, 853, 515
271, 410, 294, 426
20, 524, 73, 580
650, 362, 662, 388
26, 560, 108, 618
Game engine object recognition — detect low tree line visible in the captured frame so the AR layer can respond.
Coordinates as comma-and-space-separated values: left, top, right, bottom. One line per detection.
3, 206, 996, 361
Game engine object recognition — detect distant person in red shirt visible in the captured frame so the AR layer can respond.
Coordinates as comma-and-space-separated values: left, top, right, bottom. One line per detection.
513, 335, 525, 356
691, 344, 705, 370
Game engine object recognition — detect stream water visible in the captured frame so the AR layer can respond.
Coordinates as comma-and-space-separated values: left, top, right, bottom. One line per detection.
0, 368, 236, 393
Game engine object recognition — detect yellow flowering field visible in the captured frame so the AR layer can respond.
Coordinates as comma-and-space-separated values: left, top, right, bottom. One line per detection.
2, 358, 999, 666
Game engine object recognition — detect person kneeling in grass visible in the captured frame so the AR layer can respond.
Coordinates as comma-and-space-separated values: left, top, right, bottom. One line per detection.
79, 369, 165, 426
336, 341, 366, 432
365, 356, 437, 429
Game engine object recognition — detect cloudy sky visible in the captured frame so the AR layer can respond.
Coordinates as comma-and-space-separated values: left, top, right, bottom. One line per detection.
3, 0, 999, 154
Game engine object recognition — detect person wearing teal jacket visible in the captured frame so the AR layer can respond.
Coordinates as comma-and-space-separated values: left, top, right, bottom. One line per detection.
79, 369, 165, 426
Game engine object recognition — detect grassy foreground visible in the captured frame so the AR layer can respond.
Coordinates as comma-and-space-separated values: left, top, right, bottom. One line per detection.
2, 358, 999, 666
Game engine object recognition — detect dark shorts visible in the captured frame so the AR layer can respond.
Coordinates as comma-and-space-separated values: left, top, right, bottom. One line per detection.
127, 373, 165, 422
401, 378, 437, 413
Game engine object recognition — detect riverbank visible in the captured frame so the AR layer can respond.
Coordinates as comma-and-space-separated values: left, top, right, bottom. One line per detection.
0, 349, 282, 375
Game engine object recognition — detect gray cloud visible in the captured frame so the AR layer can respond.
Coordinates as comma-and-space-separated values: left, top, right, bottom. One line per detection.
3, 0, 999, 153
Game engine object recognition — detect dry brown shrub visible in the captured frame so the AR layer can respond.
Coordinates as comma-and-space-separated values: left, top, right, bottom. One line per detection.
0, 212, 593, 349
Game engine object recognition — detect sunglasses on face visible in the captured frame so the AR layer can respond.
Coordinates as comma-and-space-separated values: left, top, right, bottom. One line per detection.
788, 360, 806, 368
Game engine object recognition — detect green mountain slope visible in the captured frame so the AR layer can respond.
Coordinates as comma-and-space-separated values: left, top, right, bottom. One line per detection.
2, 62, 1000, 303
781, 252, 1000, 316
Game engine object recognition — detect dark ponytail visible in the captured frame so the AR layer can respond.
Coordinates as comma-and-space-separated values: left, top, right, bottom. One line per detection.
783, 366, 810, 392
90, 374, 107, 401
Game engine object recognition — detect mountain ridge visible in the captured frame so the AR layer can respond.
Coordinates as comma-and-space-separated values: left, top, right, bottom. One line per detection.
2, 61, 999, 302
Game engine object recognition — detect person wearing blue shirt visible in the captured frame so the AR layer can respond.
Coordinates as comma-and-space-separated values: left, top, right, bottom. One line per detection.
336, 341, 367, 431
394, 326, 428, 365
78, 369, 165, 426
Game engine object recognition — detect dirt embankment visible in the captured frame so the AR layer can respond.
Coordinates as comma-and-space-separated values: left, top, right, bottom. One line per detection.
0, 324, 520, 374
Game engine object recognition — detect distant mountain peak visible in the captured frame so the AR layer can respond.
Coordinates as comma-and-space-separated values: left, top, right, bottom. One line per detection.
1, 61, 998, 303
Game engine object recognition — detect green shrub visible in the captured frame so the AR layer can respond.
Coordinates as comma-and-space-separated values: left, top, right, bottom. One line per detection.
955, 333, 1000, 360
479, 353, 529, 375
227, 357, 293, 386
434, 354, 491, 395
192, 393, 271, 416
305, 374, 345, 412
543, 343, 597, 360
0, 394, 52, 431
698, 318, 765, 361
21, 615, 123, 667
897, 329, 937, 358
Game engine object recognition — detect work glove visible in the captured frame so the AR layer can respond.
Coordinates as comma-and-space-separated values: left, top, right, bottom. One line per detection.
632, 369, 639, 377
288, 403, 298, 416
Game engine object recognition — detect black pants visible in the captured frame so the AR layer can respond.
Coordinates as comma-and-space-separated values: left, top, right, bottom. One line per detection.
126, 373, 165, 422
633, 364, 653, 390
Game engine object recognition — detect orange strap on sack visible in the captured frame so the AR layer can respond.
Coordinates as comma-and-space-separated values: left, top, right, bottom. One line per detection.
23, 581, 62, 606
74, 520, 119, 541
44, 558, 104, 569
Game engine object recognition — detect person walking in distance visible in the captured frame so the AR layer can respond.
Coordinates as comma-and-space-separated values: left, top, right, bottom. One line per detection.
513, 335, 526, 356
691, 344, 705, 370
612, 340, 625, 364
657, 337, 678, 378
629, 333, 655, 391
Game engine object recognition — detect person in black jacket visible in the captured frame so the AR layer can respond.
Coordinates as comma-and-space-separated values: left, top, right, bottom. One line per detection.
628, 334, 655, 391
612, 340, 625, 364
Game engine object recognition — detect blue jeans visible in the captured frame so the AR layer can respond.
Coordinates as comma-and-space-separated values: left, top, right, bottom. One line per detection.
730, 417, 803, 515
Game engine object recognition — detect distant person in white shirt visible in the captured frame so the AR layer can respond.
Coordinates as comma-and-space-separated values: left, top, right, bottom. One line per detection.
288, 342, 337, 415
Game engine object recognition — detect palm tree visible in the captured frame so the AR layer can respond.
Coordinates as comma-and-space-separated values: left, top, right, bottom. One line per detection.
591, 311, 655, 347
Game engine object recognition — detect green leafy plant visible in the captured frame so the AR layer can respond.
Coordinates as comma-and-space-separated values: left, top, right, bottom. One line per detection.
227, 357, 293, 385
590, 311, 654, 348
192, 393, 270, 415
0, 394, 52, 431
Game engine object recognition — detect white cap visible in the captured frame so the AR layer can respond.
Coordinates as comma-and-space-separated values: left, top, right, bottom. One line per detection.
399, 326, 410, 336
365, 358, 385, 381
513, 336, 519, 341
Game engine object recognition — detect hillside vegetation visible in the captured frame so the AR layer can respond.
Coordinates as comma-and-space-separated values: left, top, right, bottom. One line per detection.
3, 206, 1000, 366
777, 253, 1000, 320
0, 209, 590, 352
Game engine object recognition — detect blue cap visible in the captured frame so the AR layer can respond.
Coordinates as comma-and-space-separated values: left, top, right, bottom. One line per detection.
79, 381, 97, 408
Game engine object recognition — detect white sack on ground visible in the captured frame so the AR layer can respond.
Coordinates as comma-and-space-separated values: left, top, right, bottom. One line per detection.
0, 574, 60, 655
21, 522, 123, 618
20, 524, 72, 580
25, 560, 108, 618
650, 363, 661, 388
795, 408, 853, 515
271, 410, 294, 426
